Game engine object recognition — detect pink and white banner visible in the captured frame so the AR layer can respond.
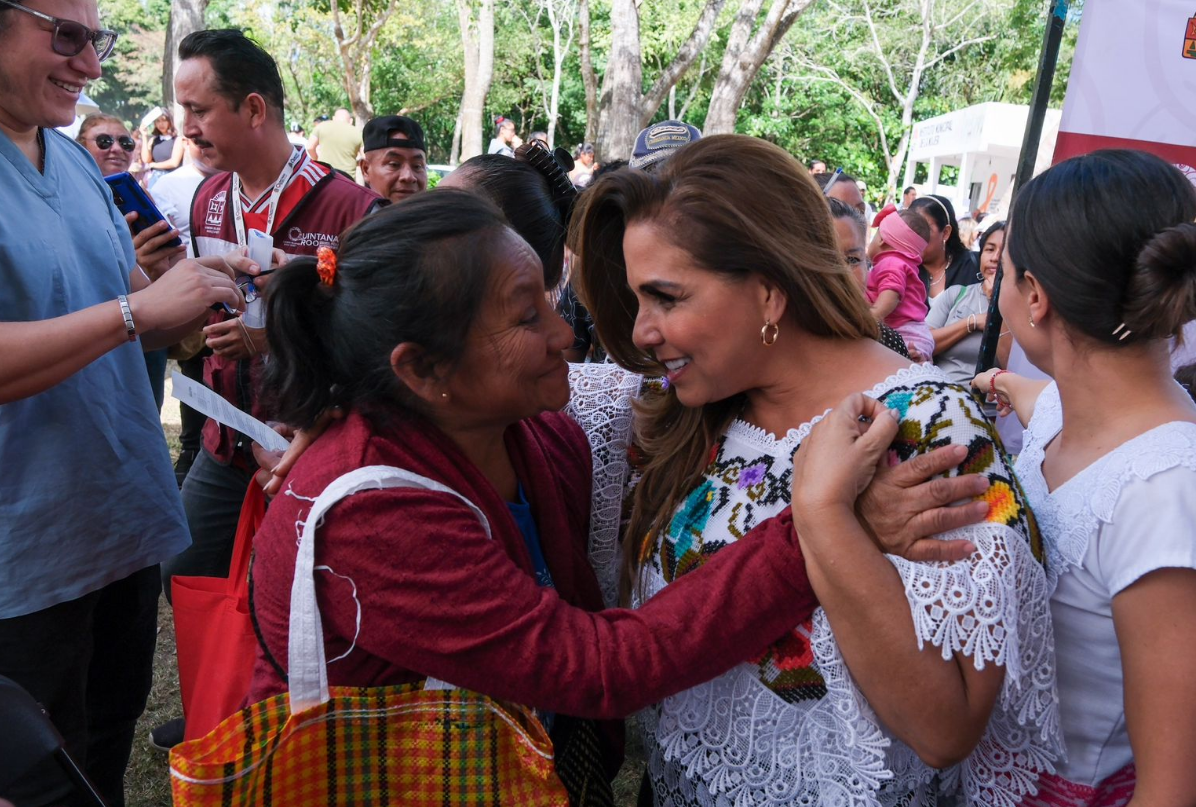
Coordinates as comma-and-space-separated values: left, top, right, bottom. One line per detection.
1053, 0, 1196, 182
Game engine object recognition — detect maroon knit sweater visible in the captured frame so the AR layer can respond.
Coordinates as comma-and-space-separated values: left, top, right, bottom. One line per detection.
248, 409, 817, 769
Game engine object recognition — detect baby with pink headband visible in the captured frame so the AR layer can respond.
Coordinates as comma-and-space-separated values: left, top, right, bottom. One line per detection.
866, 209, 936, 361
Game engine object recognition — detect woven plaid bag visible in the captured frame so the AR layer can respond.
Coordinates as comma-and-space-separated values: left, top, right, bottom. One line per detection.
170, 466, 570, 807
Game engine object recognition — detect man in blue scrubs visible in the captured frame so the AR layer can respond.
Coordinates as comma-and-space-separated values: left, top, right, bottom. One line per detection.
0, 1, 249, 802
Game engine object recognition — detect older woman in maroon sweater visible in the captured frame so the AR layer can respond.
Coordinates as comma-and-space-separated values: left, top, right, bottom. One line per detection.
249, 189, 984, 797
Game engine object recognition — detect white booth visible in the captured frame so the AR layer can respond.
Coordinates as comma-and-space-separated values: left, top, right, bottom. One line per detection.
902, 102, 1061, 219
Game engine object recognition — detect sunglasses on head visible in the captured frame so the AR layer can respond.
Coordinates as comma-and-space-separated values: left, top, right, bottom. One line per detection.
0, 0, 118, 62
93, 133, 135, 151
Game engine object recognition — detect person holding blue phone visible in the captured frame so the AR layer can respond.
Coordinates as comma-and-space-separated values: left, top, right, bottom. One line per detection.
77, 112, 182, 413
0, 2, 255, 803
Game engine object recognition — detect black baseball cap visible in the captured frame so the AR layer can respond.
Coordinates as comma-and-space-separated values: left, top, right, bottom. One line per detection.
363, 115, 426, 154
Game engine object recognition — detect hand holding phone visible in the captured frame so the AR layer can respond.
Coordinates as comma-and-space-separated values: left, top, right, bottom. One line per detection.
105, 172, 184, 249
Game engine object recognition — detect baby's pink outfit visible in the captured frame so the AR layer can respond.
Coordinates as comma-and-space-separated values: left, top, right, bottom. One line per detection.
866, 214, 935, 359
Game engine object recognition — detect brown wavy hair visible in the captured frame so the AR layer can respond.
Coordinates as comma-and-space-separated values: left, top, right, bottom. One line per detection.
569, 134, 877, 598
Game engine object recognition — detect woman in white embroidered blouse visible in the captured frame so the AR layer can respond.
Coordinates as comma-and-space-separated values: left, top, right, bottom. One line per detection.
571, 135, 1061, 807
974, 150, 1196, 807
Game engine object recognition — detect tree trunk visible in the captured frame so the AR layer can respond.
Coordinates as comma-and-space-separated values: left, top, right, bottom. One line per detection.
703, 0, 813, 134
883, 1, 933, 201
595, 0, 642, 161
331, 0, 401, 126
578, 0, 600, 145
639, 0, 727, 128
456, 0, 495, 160
286, 57, 311, 124
544, 0, 577, 150
548, 21, 564, 149
350, 66, 372, 123
163, 0, 207, 109
450, 109, 463, 165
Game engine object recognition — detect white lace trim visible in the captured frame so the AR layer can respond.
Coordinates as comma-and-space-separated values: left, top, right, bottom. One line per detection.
644, 520, 1060, 807
725, 363, 950, 453
565, 363, 643, 607
641, 371, 1062, 806
1015, 383, 1196, 592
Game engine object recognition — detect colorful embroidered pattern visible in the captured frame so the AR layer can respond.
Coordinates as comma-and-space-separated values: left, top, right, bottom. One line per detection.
877, 383, 1044, 561
644, 377, 1043, 711
750, 621, 826, 701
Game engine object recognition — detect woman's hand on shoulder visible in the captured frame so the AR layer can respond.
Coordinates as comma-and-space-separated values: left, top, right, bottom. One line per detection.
792, 392, 987, 563
790, 392, 897, 521
972, 369, 1049, 427
856, 444, 989, 562
973, 368, 1015, 418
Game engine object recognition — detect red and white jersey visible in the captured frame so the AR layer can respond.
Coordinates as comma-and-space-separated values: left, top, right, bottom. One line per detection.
191, 146, 381, 263
188, 146, 383, 464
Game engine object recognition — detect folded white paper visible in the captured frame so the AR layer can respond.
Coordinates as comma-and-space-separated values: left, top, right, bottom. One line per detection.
171, 370, 291, 453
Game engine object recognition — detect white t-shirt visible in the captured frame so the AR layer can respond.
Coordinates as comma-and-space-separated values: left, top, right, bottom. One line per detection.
150, 162, 208, 259
1016, 382, 1196, 788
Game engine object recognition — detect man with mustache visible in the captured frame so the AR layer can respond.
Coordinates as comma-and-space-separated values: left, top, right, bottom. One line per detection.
148, 27, 381, 751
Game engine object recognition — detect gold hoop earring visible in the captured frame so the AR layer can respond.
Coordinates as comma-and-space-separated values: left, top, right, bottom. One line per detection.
761, 320, 779, 347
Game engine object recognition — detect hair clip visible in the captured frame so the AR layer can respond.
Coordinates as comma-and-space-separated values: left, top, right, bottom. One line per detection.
316, 246, 338, 287
516, 141, 576, 198
1113, 322, 1132, 341
515, 141, 578, 223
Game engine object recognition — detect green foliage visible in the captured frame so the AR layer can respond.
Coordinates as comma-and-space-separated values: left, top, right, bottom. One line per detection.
88, 0, 1079, 186
92, 0, 172, 124
732, 0, 1079, 204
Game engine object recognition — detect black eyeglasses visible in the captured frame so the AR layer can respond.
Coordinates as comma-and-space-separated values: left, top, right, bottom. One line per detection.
0, 0, 118, 63
91, 133, 135, 151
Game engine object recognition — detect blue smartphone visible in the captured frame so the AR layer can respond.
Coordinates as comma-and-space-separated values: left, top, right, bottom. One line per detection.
104, 172, 184, 249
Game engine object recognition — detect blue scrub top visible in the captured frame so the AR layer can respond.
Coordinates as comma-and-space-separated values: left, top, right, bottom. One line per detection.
0, 129, 190, 618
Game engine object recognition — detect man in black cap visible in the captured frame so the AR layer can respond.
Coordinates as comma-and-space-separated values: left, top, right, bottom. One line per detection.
359, 115, 428, 203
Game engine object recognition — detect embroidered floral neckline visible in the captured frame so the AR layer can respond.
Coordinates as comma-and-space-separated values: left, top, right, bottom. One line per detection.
727, 363, 948, 451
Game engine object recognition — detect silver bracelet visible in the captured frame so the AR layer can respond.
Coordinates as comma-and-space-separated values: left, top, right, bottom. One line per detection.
117, 295, 137, 342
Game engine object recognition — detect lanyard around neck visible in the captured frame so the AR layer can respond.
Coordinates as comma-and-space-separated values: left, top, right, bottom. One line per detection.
231, 147, 302, 247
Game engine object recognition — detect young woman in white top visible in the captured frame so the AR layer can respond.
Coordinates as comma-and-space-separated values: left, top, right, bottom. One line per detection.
975, 149, 1196, 806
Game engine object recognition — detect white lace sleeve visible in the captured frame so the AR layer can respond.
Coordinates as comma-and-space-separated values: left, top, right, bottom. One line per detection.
643, 370, 1063, 807
870, 382, 1062, 805
565, 363, 642, 607
883, 520, 1061, 806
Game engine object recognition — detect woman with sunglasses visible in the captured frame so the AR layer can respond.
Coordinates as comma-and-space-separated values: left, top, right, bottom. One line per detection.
76, 112, 134, 177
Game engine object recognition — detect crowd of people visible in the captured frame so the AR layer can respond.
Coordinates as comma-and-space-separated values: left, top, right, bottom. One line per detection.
1, 2, 1195, 807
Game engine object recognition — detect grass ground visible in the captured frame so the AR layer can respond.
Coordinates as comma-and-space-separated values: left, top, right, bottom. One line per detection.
123, 374, 646, 805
